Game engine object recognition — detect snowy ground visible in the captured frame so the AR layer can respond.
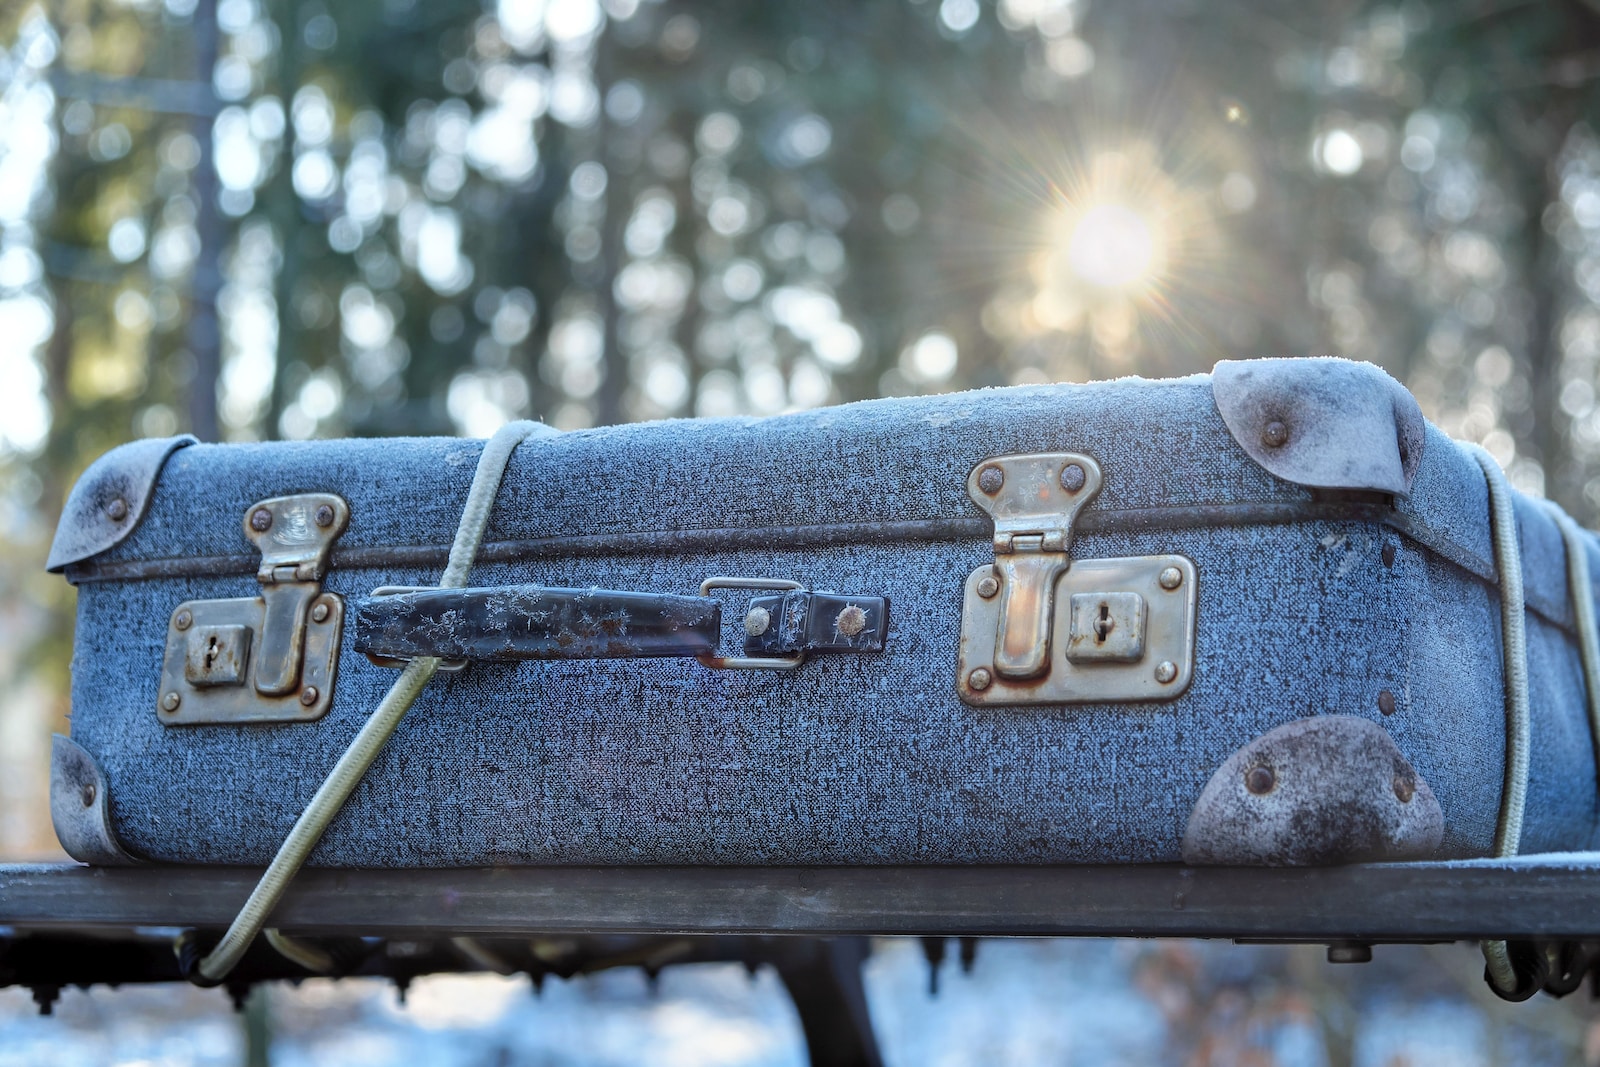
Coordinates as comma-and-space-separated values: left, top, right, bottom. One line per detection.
0, 938, 1594, 1066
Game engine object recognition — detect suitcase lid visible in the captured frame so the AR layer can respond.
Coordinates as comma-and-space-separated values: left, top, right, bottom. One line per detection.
51, 356, 1583, 640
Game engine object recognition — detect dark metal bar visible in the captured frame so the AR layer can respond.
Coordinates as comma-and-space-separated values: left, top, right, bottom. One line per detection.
57, 502, 1460, 578
5, 858, 1600, 940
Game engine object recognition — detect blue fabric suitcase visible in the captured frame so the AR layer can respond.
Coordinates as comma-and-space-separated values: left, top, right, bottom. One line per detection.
44, 356, 1600, 872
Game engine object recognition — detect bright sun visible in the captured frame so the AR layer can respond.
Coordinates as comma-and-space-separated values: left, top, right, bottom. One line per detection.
1019, 146, 1207, 353
1066, 202, 1158, 289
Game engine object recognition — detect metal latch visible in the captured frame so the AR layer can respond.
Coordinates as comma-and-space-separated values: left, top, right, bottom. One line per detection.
956, 453, 1197, 706
157, 494, 349, 725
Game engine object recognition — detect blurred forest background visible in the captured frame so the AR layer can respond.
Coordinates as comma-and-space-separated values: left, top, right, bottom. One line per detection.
9, 0, 1600, 1059
10, 0, 1600, 849
4, 0, 1600, 852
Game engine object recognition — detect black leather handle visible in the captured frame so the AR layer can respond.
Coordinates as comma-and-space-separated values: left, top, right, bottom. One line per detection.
353, 585, 721, 662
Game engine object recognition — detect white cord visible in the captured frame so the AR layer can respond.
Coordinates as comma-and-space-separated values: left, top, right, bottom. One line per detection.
1467, 445, 1531, 995
1547, 503, 1600, 785
195, 421, 540, 983
263, 928, 336, 973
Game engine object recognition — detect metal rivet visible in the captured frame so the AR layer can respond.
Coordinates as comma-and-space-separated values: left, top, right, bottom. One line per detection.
967, 667, 993, 691
314, 504, 335, 528
299, 686, 319, 707
105, 497, 128, 522
311, 602, 331, 624
1154, 660, 1177, 684
1393, 773, 1415, 804
161, 692, 182, 712
80, 783, 96, 808
835, 605, 867, 637
1059, 464, 1086, 492
977, 465, 1004, 495
175, 609, 193, 631
1245, 765, 1275, 795
1377, 689, 1396, 716
743, 606, 771, 637
1158, 567, 1183, 591
1261, 420, 1289, 449
1381, 543, 1397, 568
250, 507, 273, 532
976, 574, 999, 599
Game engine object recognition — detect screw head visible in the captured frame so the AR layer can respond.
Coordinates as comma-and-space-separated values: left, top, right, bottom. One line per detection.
161, 692, 182, 712
1261, 420, 1289, 449
1158, 567, 1183, 590
977, 465, 1005, 495
1245, 765, 1275, 795
249, 507, 273, 532
299, 686, 319, 707
1393, 773, 1415, 803
175, 609, 193, 631
1154, 660, 1178, 684
311, 602, 331, 624
105, 497, 128, 522
743, 606, 771, 637
1060, 463, 1086, 492
835, 604, 867, 637
967, 667, 993, 691
1377, 689, 1396, 716
80, 782, 96, 808
976, 574, 999, 599
314, 503, 335, 528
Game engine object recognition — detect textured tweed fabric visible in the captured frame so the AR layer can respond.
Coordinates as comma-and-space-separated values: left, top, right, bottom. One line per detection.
64, 371, 1600, 865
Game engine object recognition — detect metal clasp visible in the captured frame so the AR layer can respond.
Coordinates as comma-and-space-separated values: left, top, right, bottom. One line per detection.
957, 453, 1198, 706
967, 453, 1103, 680
696, 577, 806, 671
157, 494, 349, 725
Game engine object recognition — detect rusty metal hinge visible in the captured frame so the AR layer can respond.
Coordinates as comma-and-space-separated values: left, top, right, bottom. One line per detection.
956, 453, 1197, 706
157, 494, 349, 725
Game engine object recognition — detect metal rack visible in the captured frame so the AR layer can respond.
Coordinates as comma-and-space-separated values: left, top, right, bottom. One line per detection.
7, 856, 1600, 1065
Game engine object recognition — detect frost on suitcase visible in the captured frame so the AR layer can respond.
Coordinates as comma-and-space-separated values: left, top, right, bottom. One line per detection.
44, 357, 1600, 868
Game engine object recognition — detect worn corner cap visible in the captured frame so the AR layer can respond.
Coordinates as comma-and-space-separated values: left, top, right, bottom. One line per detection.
1181, 714, 1443, 867
1212, 357, 1425, 497
50, 734, 140, 866
46, 434, 197, 573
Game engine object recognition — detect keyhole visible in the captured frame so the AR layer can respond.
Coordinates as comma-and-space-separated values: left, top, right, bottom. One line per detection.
205, 634, 219, 670
1094, 602, 1113, 642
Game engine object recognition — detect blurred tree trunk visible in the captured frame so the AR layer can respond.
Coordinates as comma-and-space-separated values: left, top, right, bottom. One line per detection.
594, 27, 628, 427
266, 0, 302, 441
186, 0, 223, 442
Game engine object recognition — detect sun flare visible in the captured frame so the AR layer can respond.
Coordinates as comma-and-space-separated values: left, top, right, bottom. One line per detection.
1065, 202, 1160, 289
1013, 142, 1219, 358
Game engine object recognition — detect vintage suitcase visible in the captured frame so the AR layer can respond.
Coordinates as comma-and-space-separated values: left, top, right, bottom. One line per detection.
44, 356, 1600, 872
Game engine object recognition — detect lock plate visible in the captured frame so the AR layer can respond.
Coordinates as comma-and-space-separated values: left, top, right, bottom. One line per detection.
158, 594, 343, 723
957, 554, 1197, 706
156, 493, 348, 725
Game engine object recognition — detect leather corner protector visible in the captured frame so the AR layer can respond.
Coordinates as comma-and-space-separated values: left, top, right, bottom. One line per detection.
47, 435, 197, 573
1181, 715, 1443, 866
1212, 358, 1424, 497
50, 734, 140, 866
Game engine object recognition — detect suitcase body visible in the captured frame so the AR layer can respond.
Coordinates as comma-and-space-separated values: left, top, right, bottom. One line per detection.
47, 358, 1600, 867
